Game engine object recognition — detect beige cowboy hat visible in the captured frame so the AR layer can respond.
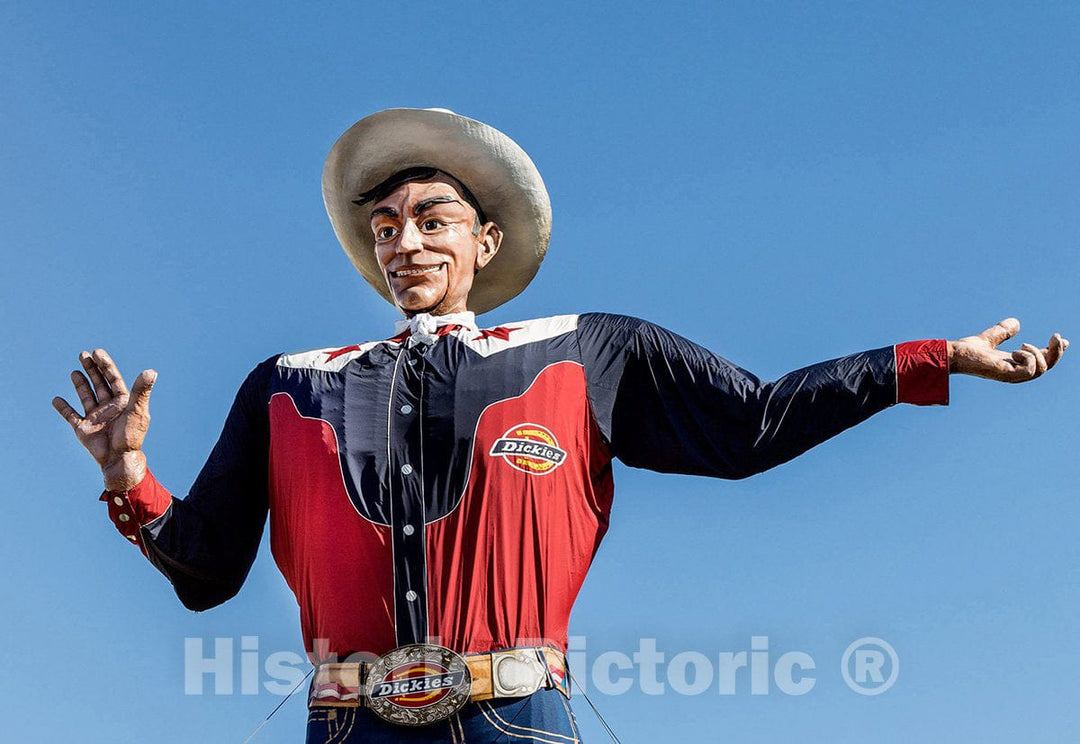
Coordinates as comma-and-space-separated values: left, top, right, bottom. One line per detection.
322, 108, 552, 315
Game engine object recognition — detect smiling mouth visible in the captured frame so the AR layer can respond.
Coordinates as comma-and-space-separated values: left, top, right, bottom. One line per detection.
391, 264, 445, 278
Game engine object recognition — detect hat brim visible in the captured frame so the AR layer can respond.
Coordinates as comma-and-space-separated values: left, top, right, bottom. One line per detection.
322, 109, 551, 316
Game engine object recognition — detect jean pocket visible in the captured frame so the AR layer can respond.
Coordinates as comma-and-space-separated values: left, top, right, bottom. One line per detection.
306, 706, 359, 744
477, 699, 580, 743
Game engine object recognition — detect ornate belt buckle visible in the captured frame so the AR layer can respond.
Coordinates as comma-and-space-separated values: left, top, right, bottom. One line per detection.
365, 643, 472, 726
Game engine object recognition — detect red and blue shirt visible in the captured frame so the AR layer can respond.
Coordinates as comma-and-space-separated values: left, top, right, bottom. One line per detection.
102, 312, 948, 662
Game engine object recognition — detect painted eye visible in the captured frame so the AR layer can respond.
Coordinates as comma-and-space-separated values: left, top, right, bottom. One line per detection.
376, 226, 397, 240
421, 219, 443, 231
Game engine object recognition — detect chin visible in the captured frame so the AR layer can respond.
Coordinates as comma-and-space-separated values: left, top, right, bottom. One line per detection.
395, 290, 441, 315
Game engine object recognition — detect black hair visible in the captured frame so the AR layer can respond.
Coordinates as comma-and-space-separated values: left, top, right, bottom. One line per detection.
352, 166, 488, 224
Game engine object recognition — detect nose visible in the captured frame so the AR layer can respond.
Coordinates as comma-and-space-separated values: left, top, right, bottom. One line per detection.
397, 220, 423, 254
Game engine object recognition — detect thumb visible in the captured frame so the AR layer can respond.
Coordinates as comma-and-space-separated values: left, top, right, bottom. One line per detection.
978, 318, 1020, 348
128, 369, 157, 415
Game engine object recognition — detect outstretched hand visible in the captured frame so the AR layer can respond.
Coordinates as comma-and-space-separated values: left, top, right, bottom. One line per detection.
949, 319, 1069, 383
52, 349, 157, 491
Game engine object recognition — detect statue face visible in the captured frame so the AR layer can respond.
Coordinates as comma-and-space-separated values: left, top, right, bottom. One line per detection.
370, 174, 501, 316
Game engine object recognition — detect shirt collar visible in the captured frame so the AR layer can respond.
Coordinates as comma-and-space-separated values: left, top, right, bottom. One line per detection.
394, 311, 478, 346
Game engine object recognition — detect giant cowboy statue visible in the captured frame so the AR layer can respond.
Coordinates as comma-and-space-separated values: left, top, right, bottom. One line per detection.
54, 109, 1068, 743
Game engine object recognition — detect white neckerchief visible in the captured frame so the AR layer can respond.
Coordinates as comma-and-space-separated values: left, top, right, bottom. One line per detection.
394, 311, 478, 347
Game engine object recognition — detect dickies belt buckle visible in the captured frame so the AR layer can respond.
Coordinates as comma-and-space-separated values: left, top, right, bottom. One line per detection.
365, 644, 472, 726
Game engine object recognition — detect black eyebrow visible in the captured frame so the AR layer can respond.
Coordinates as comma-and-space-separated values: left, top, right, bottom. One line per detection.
414, 196, 463, 215
370, 206, 398, 220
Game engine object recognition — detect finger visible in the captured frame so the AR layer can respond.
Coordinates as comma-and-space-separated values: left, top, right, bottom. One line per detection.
127, 369, 157, 417
1045, 333, 1069, 370
979, 318, 1020, 348
1010, 348, 1037, 381
80, 350, 113, 401
1021, 343, 1048, 377
70, 369, 98, 414
91, 348, 129, 397
52, 396, 83, 428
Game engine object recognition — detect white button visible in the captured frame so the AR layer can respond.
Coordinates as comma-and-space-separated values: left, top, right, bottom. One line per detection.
401, 464, 413, 475
403, 524, 415, 536
118, 513, 130, 523
127, 535, 138, 542
400, 404, 413, 415
113, 496, 124, 506
407, 358, 417, 366
405, 590, 418, 602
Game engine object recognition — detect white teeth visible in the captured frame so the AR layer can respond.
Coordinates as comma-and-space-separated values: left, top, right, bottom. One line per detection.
393, 265, 442, 277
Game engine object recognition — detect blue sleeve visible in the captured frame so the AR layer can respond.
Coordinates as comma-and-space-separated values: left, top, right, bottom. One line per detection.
576, 313, 897, 479
141, 356, 278, 610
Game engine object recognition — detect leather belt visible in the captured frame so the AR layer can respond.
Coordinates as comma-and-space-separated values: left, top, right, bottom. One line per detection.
311, 645, 569, 710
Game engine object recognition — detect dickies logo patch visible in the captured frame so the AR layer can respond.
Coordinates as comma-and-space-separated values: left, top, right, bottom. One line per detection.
489, 424, 567, 475
370, 662, 465, 708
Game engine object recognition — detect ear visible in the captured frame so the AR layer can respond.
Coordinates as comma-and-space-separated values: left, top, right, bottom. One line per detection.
474, 222, 503, 271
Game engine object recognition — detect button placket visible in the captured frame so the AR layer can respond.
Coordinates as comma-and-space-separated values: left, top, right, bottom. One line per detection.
388, 344, 429, 645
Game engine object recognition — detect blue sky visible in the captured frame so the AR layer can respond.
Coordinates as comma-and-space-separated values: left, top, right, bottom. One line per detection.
3, 2, 1078, 741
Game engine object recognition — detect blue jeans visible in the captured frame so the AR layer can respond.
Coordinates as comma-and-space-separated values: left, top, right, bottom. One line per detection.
305, 688, 581, 743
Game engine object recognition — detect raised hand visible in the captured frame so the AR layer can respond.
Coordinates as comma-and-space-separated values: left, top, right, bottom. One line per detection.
52, 349, 157, 491
949, 319, 1069, 383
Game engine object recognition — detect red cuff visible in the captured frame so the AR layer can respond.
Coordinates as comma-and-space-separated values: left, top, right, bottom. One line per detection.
895, 339, 949, 406
98, 469, 173, 557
